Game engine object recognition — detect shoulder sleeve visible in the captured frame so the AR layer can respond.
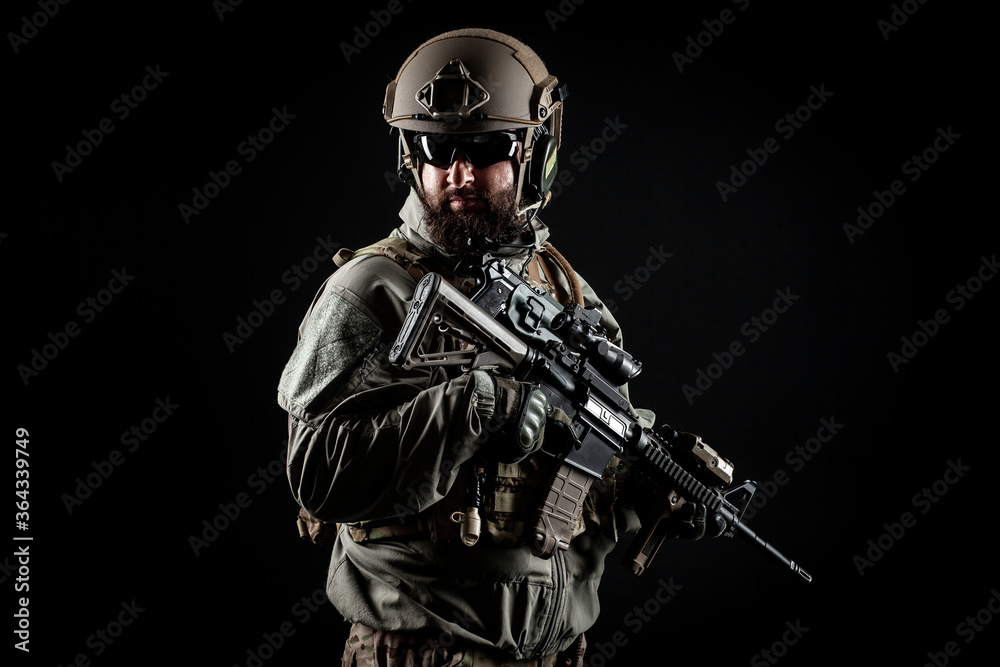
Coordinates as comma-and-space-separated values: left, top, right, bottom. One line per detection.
276, 255, 498, 522
277, 252, 421, 424
276, 274, 383, 424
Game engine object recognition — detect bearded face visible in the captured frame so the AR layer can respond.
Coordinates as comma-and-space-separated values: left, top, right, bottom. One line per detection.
416, 143, 525, 257
419, 183, 522, 256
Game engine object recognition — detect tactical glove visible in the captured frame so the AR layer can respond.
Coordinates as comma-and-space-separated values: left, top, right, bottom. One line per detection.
667, 501, 727, 540
489, 375, 548, 463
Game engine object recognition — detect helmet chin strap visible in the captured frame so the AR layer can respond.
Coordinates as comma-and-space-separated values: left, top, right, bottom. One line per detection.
499, 125, 549, 263
469, 217, 537, 250
465, 209, 539, 269
396, 131, 424, 194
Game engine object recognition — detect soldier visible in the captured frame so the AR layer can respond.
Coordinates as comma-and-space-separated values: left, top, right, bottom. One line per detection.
277, 28, 717, 667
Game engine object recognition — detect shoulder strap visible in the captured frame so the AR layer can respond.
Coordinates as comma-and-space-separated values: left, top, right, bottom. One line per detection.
333, 237, 471, 289
334, 237, 582, 303
528, 241, 584, 305
538, 241, 583, 305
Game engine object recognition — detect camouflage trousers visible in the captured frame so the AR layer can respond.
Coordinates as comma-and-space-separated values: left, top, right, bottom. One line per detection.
342, 623, 586, 667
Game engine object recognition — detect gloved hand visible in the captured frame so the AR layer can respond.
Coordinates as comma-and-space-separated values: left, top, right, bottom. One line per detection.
488, 375, 548, 463
666, 501, 727, 540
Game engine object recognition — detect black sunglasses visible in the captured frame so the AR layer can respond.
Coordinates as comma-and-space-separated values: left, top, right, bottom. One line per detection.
411, 131, 521, 169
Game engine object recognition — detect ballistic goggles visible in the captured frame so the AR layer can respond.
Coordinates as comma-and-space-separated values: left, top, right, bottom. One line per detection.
411, 130, 521, 169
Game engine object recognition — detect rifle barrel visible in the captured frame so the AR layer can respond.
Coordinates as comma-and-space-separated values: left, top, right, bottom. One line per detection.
721, 507, 813, 583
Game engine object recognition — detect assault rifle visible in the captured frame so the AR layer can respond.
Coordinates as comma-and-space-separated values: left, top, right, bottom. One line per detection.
388, 256, 812, 583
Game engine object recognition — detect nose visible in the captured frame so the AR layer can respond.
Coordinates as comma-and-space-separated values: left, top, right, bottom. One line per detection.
446, 152, 475, 187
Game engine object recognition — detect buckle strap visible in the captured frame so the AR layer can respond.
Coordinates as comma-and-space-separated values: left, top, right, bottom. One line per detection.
347, 517, 432, 542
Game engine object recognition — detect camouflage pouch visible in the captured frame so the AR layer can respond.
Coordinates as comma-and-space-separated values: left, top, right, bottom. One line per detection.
296, 507, 339, 544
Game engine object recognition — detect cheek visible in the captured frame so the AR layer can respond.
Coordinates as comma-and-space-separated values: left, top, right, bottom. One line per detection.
484, 161, 516, 190
420, 165, 447, 197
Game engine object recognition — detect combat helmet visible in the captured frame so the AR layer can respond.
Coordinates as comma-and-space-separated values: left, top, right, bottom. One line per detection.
384, 28, 567, 217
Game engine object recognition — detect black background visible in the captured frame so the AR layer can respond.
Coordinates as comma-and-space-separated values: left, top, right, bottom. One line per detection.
7, 1, 997, 665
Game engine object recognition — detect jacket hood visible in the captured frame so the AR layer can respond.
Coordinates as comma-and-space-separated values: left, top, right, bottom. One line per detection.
392, 189, 551, 273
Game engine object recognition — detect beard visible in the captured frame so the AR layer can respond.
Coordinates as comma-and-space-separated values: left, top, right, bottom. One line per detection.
419, 183, 524, 257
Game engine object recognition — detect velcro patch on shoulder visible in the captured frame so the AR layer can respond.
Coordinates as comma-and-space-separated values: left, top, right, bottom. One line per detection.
278, 290, 382, 419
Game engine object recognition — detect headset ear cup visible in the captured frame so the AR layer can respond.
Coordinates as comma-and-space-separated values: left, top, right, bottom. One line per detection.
526, 134, 559, 203
397, 163, 415, 186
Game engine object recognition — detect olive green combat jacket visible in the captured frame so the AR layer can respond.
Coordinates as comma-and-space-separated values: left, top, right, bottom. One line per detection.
278, 190, 652, 660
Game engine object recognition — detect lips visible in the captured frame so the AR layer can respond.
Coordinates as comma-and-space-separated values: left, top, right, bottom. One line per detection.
448, 195, 485, 210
